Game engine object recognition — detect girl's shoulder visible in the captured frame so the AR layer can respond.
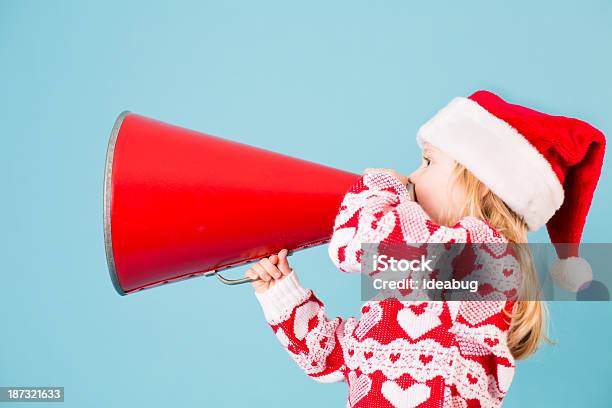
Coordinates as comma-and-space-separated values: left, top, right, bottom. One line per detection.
454, 215, 510, 244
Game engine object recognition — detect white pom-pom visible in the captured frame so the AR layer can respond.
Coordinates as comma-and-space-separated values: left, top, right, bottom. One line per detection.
549, 256, 593, 292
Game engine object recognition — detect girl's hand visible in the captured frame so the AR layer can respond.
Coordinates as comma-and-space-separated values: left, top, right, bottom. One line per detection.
363, 167, 410, 186
244, 248, 294, 293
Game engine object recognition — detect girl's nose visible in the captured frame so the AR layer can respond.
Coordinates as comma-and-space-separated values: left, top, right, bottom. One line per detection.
408, 165, 424, 182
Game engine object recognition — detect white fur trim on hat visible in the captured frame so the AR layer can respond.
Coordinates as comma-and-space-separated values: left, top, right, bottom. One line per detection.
416, 97, 564, 231
549, 256, 593, 292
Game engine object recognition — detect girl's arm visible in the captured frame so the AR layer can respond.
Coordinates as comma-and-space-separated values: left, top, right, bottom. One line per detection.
328, 171, 505, 273
254, 269, 354, 383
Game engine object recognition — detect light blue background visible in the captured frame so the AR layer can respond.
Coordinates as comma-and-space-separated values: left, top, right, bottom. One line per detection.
2, 1, 611, 406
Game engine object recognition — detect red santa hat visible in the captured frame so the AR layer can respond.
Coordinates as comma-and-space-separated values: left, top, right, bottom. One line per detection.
416, 90, 606, 292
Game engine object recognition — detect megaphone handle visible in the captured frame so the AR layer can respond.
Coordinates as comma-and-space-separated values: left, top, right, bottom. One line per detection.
214, 249, 296, 285
216, 273, 257, 285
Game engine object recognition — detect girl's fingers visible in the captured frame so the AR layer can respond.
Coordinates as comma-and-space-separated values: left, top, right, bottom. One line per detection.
252, 263, 271, 281
364, 168, 408, 184
363, 167, 389, 175
260, 258, 281, 279
268, 254, 279, 264
277, 249, 293, 276
245, 268, 256, 279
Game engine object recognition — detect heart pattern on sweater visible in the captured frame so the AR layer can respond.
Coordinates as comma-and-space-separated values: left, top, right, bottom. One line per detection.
294, 301, 319, 340
354, 302, 383, 340
348, 371, 372, 406
484, 337, 499, 347
455, 337, 490, 356
381, 381, 430, 408
397, 304, 441, 340
419, 354, 433, 365
480, 242, 512, 258
459, 299, 504, 326
319, 337, 328, 349
389, 352, 401, 363
409, 302, 427, 315
466, 373, 478, 384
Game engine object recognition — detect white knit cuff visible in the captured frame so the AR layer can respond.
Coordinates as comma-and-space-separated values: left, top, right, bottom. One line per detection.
254, 270, 312, 323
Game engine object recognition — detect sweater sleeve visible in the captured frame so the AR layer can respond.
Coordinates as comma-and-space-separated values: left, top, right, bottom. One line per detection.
254, 270, 354, 383
328, 171, 504, 273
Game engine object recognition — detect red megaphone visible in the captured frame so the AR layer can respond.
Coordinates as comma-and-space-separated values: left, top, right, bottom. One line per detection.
103, 111, 360, 295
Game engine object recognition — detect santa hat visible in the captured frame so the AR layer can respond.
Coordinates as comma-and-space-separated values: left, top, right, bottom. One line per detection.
416, 90, 606, 292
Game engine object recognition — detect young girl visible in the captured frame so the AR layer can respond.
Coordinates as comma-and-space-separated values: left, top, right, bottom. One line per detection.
244, 90, 605, 407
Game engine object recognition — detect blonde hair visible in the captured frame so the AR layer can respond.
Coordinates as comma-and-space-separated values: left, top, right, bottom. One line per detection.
440, 162, 555, 360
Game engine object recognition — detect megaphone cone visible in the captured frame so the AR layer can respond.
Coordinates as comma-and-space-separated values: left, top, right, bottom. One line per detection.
103, 112, 359, 295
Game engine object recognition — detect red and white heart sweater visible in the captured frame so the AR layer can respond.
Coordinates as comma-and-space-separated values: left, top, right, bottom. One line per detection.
255, 171, 518, 408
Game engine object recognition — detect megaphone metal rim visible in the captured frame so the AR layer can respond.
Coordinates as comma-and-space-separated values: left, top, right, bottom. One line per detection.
103, 110, 130, 296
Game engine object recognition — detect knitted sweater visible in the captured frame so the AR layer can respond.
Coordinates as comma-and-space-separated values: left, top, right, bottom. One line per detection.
255, 171, 518, 408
